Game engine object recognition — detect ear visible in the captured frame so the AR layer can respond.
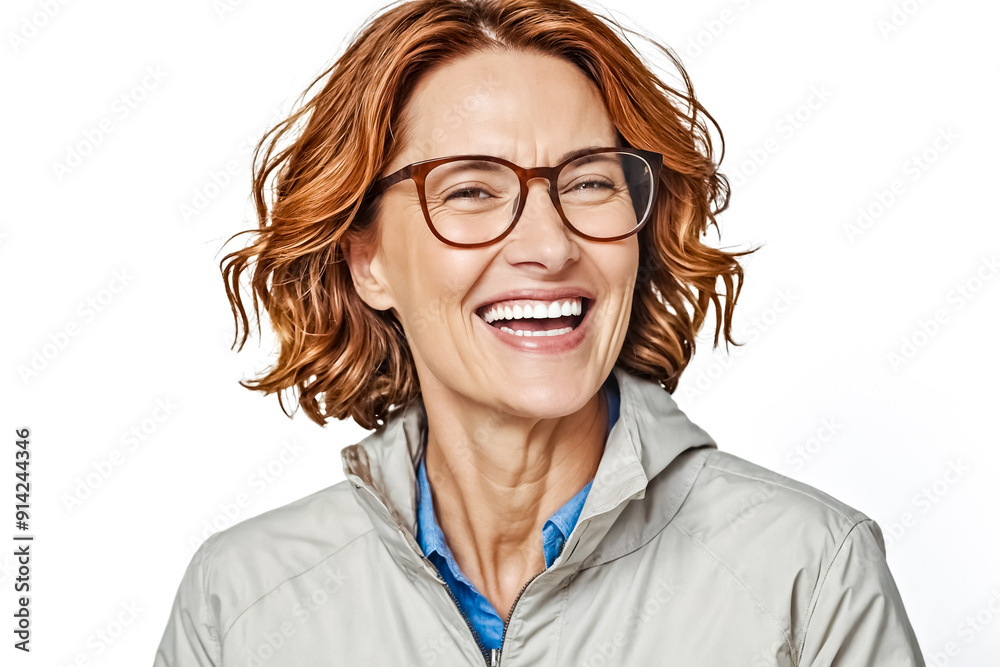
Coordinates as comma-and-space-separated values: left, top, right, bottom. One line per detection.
342, 235, 396, 312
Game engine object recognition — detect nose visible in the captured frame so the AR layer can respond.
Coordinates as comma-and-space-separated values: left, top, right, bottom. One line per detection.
500, 177, 579, 271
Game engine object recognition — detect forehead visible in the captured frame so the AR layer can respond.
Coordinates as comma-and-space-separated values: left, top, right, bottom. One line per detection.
394, 50, 619, 167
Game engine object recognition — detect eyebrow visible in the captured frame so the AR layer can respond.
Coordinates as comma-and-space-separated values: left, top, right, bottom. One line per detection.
556, 145, 614, 164
458, 145, 617, 166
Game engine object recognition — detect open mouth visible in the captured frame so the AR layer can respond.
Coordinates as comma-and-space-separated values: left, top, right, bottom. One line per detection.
476, 297, 590, 337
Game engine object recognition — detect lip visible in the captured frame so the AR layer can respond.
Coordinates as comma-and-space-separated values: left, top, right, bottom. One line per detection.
474, 287, 596, 315
474, 293, 594, 354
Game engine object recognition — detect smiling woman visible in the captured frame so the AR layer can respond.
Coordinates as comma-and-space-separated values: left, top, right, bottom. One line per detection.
155, 1, 925, 665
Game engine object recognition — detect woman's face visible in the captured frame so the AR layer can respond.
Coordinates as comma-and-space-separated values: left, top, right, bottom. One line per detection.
349, 49, 639, 419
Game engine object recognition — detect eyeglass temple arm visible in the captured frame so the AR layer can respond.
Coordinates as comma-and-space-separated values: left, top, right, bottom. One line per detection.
368, 165, 413, 197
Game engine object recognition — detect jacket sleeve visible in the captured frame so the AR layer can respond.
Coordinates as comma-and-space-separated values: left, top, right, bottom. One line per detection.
796, 519, 925, 666
154, 533, 223, 666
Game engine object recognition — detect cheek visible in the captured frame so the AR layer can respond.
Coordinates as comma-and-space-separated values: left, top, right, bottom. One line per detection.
391, 245, 489, 334
601, 242, 641, 297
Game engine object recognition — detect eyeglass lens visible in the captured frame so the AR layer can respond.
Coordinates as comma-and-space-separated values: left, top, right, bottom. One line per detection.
422, 152, 654, 245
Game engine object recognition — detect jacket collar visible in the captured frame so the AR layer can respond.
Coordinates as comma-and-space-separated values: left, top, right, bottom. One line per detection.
341, 366, 717, 579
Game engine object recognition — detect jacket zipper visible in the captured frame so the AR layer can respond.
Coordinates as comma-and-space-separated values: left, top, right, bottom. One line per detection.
355, 482, 631, 666
426, 553, 545, 667
422, 556, 494, 665
493, 568, 546, 666
354, 483, 494, 666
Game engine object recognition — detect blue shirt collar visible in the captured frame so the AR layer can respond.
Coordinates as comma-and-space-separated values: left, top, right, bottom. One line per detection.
414, 373, 620, 649
417, 372, 620, 568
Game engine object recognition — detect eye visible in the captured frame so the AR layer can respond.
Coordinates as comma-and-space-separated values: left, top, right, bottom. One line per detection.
445, 186, 494, 201
572, 179, 614, 191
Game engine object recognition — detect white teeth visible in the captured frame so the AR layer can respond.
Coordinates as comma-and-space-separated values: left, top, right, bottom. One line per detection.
483, 298, 583, 323
499, 326, 574, 337
481, 297, 585, 324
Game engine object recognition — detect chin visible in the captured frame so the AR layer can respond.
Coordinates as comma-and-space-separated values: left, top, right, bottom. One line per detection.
495, 379, 597, 419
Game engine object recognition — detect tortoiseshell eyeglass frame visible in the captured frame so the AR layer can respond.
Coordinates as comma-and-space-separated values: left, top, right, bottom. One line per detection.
366, 146, 664, 248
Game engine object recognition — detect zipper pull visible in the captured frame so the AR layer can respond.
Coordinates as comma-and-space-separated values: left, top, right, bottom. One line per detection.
489, 648, 501, 666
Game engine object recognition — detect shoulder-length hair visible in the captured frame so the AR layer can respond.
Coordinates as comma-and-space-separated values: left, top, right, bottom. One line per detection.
221, 0, 758, 430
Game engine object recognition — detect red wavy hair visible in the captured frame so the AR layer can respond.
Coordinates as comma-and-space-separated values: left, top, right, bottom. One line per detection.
221, 0, 758, 430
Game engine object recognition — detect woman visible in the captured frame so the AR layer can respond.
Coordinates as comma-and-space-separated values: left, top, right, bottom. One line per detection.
156, 0, 925, 664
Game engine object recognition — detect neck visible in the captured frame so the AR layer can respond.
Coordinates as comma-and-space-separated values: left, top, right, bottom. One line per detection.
421, 382, 608, 617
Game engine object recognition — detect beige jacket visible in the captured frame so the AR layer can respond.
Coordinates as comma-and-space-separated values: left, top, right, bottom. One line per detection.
154, 367, 925, 666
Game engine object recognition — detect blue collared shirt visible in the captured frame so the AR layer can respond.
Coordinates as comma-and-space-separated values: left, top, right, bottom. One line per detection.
415, 374, 620, 650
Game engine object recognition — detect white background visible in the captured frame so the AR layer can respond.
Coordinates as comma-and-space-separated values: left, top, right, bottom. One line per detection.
2, 0, 998, 664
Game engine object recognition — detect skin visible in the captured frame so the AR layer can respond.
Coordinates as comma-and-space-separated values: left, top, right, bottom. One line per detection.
346, 49, 639, 620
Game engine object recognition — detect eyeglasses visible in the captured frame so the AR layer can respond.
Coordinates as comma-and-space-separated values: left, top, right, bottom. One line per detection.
368, 146, 663, 248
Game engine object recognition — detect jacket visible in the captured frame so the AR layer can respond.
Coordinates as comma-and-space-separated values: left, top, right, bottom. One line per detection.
154, 366, 926, 666
412, 373, 616, 651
